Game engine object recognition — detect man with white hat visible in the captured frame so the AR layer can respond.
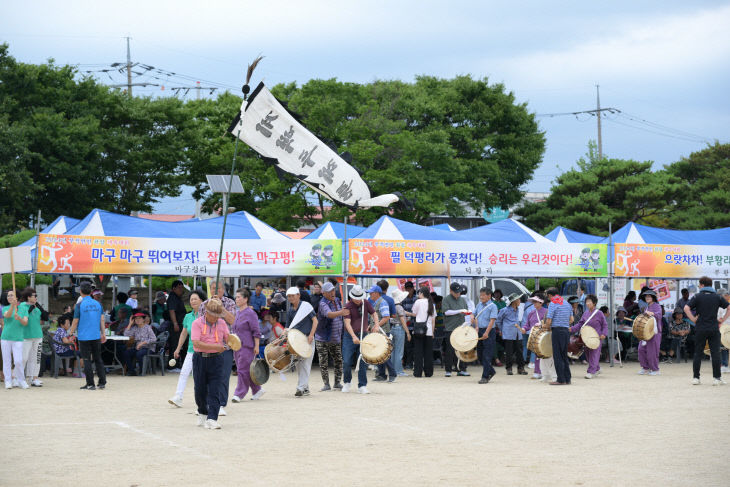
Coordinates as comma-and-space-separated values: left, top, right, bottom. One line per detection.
496, 292, 527, 375
286, 287, 318, 397
342, 285, 377, 394
315, 282, 348, 391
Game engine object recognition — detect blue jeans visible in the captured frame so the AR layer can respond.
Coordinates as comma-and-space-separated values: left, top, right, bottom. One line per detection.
342, 334, 368, 388
391, 325, 406, 374
722, 349, 729, 367
522, 334, 532, 362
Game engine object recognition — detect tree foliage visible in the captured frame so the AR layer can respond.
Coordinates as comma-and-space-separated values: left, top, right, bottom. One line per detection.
192, 76, 545, 229
516, 143, 684, 235
665, 142, 730, 229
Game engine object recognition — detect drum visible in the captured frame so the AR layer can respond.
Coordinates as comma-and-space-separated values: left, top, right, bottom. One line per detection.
450, 325, 478, 352
361, 332, 393, 365
286, 329, 313, 359
250, 358, 270, 385
567, 335, 585, 360
721, 324, 730, 350
227, 333, 242, 351
580, 326, 601, 350
264, 335, 294, 372
455, 348, 478, 363
528, 326, 553, 359
632, 313, 656, 341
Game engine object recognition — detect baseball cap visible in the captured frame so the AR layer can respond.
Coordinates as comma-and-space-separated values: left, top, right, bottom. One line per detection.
91, 290, 103, 296
366, 285, 383, 294
129, 290, 138, 296
132, 312, 145, 317
450, 282, 462, 292
322, 282, 336, 293
286, 287, 300, 295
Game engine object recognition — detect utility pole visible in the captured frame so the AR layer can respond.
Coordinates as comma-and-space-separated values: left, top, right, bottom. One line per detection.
596, 84, 602, 160
196, 81, 201, 100
126, 36, 133, 96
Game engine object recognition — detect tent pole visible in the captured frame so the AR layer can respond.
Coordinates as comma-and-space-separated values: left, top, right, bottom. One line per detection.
148, 274, 153, 312
608, 222, 615, 367
112, 276, 117, 309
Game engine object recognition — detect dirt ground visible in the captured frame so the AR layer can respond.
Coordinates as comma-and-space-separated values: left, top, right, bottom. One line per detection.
1, 360, 728, 487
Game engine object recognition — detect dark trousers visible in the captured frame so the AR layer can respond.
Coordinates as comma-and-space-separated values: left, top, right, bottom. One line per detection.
443, 330, 466, 372
551, 327, 571, 383
504, 339, 525, 370
478, 328, 496, 378
376, 357, 396, 379
193, 352, 223, 420
79, 339, 106, 387
123, 347, 149, 373
403, 325, 415, 368
218, 349, 233, 407
693, 328, 722, 379
412, 335, 434, 377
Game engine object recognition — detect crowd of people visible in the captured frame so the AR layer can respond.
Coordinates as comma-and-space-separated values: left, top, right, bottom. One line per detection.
2, 274, 728, 429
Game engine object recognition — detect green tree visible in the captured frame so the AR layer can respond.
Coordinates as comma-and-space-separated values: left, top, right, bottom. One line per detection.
191, 76, 545, 229
665, 142, 730, 229
516, 143, 683, 235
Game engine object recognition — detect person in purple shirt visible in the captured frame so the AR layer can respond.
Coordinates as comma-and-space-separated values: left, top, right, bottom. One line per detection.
638, 289, 663, 376
232, 288, 264, 402
569, 294, 607, 379
522, 294, 548, 380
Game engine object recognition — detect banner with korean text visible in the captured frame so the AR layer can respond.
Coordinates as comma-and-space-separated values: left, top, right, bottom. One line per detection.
614, 243, 730, 278
348, 239, 608, 277
35, 234, 342, 276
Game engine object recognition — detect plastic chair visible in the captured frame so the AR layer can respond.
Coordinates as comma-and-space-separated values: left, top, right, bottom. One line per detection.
432, 334, 444, 367
673, 339, 688, 363
47, 331, 79, 378
141, 331, 168, 376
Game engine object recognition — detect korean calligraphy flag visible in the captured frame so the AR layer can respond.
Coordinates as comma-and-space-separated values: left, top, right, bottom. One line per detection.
229, 82, 399, 209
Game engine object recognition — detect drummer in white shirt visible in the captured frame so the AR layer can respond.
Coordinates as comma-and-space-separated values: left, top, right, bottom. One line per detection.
285, 287, 318, 397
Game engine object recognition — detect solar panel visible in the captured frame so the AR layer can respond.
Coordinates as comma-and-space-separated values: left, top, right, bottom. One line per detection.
206, 175, 245, 194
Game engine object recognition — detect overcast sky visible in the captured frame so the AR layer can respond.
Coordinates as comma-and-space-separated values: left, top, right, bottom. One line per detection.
3, 0, 728, 215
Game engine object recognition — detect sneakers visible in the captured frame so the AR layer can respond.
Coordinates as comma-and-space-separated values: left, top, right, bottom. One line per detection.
11, 379, 19, 388
169, 396, 183, 407
333, 382, 343, 390
528, 362, 535, 369
373, 376, 387, 382
218, 407, 227, 416
649, 370, 660, 376
358, 386, 370, 394
251, 389, 265, 400
295, 388, 310, 397
638, 369, 647, 375
80, 384, 95, 390
387, 377, 397, 383
97, 384, 105, 390
205, 419, 222, 429
31, 379, 43, 387
445, 372, 452, 377
320, 384, 332, 392
692, 378, 701, 385
478, 377, 490, 384
585, 373, 594, 379
457, 371, 470, 377
4, 381, 12, 390
397, 372, 409, 377
197, 414, 206, 427
231, 396, 242, 403
721, 366, 730, 374
506, 369, 514, 376
342, 383, 351, 393
713, 378, 726, 386
517, 369, 527, 376
532, 374, 542, 380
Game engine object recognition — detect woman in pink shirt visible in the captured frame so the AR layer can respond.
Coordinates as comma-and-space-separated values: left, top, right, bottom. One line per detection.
191, 298, 229, 430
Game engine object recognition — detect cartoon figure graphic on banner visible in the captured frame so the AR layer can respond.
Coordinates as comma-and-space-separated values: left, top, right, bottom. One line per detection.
590, 248, 601, 271
351, 246, 370, 274
309, 243, 322, 269
579, 248, 591, 271
630, 259, 641, 276
322, 244, 334, 269
616, 249, 632, 276
39, 242, 64, 272
366, 256, 379, 274
58, 253, 74, 272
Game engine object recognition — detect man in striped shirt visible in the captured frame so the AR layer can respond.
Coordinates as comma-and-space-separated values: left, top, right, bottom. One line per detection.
543, 287, 573, 385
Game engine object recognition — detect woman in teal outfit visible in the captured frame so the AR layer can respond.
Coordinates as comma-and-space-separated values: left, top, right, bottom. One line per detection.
2, 290, 29, 389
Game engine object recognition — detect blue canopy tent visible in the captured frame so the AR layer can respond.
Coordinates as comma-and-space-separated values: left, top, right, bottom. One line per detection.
356, 216, 464, 241
304, 221, 364, 240
430, 223, 457, 232
17, 215, 80, 273
545, 226, 605, 244
456, 218, 553, 243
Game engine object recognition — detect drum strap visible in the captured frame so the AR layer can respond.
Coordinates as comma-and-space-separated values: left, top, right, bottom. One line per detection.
580, 309, 601, 331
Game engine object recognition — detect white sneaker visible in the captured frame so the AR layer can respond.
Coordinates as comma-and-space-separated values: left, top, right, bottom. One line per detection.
713, 378, 726, 386
231, 395, 242, 403
341, 383, 351, 393
168, 396, 183, 408
251, 389, 265, 400
721, 366, 730, 374
532, 373, 541, 380
11, 379, 19, 388
638, 369, 647, 375
649, 370, 660, 376
596, 369, 602, 375
31, 379, 43, 387
528, 363, 535, 369
218, 407, 227, 416
691, 378, 700, 385
358, 386, 370, 394
197, 414, 206, 427
585, 373, 594, 379
205, 419, 222, 429
4, 382, 11, 390
19, 381, 29, 389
